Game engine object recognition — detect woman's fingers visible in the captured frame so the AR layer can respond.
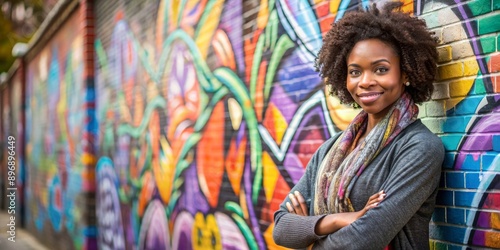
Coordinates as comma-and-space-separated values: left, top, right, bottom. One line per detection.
287, 191, 308, 216
365, 191, 386, 210
288, 193, 303, 215
286, 202, 295, 213
294, 191, 309, 216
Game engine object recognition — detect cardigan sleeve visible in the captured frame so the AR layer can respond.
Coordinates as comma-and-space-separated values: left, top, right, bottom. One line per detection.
311, 130, 444, 249
272, 136, 338, 248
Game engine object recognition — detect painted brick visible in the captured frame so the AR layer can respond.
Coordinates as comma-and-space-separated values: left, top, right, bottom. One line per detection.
470, 229, 500, 248
448, 244, 464, 250
455, 191, 476, 207
463, 19, 478, 38
433, 241, 448, 250
449, 79, 472, 98
442, 24, 468, 44
479, 36, 497, 54
465, 173, 481, 189
440, 134, 463, 152
460, 152, 481, 171
438, 62, 463, 80
475, 211, 493, 229
417, 103, 426, 118
447, 207, 466, 225
437, 46, 452, 63
421, 13, 440, 29
425, 101, 446, 117
443, 116, 470, 133
495, 0, 500, 10
464, 134, 493, 151
439, 6, 462, 26
455, 96, 482, 115
432, 206, 446, 223
498, 35, 500, 51
482, 152, 498, 170
430, 224, 467, 244
492, 212, 500, 230
440, 172, 446, 188
443, 152, 457, 169
464, 59, 479, 77
496, 75, 500, 93
478, 13, 500, 35
431, 82, 450, 100
436, 190, 454, 206
429, 240, 435, 250
468, 0, 492, 16
445, 97, 460, 113
473, 77, 486, 94
465, 208, 473, 220
452, 41, 476, 60
446, 172, 465, 188
488, 52, 500, 73
493, 135, 500, 151
421, 118, 445, 133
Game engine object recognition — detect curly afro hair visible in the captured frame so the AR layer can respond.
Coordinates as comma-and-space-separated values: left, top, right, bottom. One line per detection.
315, 1, 438, 105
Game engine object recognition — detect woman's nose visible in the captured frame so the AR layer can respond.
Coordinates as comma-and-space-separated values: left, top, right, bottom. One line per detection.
358, 72, 375, 88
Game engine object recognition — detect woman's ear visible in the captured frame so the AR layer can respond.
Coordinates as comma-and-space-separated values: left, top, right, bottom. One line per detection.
401, 73, 409, 86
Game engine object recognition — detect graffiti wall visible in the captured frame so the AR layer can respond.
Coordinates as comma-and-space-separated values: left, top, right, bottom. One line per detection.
24, 12, 91, 249
93, 0, 499, 249
422, 1, 500, 249
94, 0, 346, 249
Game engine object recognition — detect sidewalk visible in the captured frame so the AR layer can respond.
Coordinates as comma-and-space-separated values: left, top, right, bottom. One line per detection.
0, 211, 48, 250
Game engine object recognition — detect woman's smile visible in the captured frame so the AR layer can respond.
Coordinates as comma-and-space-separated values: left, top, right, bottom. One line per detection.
357, 91, 384, 104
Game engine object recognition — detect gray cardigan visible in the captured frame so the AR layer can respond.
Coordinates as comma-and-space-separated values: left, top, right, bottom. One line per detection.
273, 120, 444, 249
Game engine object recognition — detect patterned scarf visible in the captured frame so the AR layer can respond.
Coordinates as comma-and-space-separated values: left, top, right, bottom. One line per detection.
313, 92, 418, 215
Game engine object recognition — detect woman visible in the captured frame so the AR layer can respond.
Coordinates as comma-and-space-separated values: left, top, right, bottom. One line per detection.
273, 2, 444, 249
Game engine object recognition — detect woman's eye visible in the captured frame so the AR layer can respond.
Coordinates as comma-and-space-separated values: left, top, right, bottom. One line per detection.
349, 70, 361, 76
375, 67, 388, 73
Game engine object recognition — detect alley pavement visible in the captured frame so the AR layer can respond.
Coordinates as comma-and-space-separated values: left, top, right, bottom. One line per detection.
0, 211, 48, 250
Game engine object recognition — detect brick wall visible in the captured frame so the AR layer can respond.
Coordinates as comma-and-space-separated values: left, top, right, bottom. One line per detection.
21, 0, 97, 249
420, 0, 500, 248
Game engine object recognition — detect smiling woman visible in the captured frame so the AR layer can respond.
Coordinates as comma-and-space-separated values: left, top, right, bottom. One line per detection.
273, 1, 444, 249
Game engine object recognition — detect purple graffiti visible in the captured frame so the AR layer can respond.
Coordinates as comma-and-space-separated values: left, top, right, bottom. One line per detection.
96, 157, 126, 250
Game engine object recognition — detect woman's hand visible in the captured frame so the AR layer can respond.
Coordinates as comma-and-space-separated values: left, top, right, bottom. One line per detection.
286, 191, 309, 216
337, 190, 386, 226
362, 190, 385, 212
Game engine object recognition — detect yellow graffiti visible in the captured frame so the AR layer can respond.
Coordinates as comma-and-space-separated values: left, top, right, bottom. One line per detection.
325, 87, 360, 131
257, 0, 270, 29
263, 151, 279, 203
195, 0, 225, 59
329, 0, 341, 14
193, 213, 222, 250
154, 137, 175, 203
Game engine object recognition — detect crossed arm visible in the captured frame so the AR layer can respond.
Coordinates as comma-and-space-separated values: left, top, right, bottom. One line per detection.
287, 190, 385, 235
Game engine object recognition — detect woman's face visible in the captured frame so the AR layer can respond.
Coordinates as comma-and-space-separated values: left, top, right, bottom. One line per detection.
346, 39, 405, 121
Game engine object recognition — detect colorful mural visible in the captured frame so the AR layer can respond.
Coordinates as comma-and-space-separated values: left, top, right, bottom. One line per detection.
93, 0, 498, 249
94, 1, 345, 249
424, 1, 500, 249
25, 13, 91, 249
